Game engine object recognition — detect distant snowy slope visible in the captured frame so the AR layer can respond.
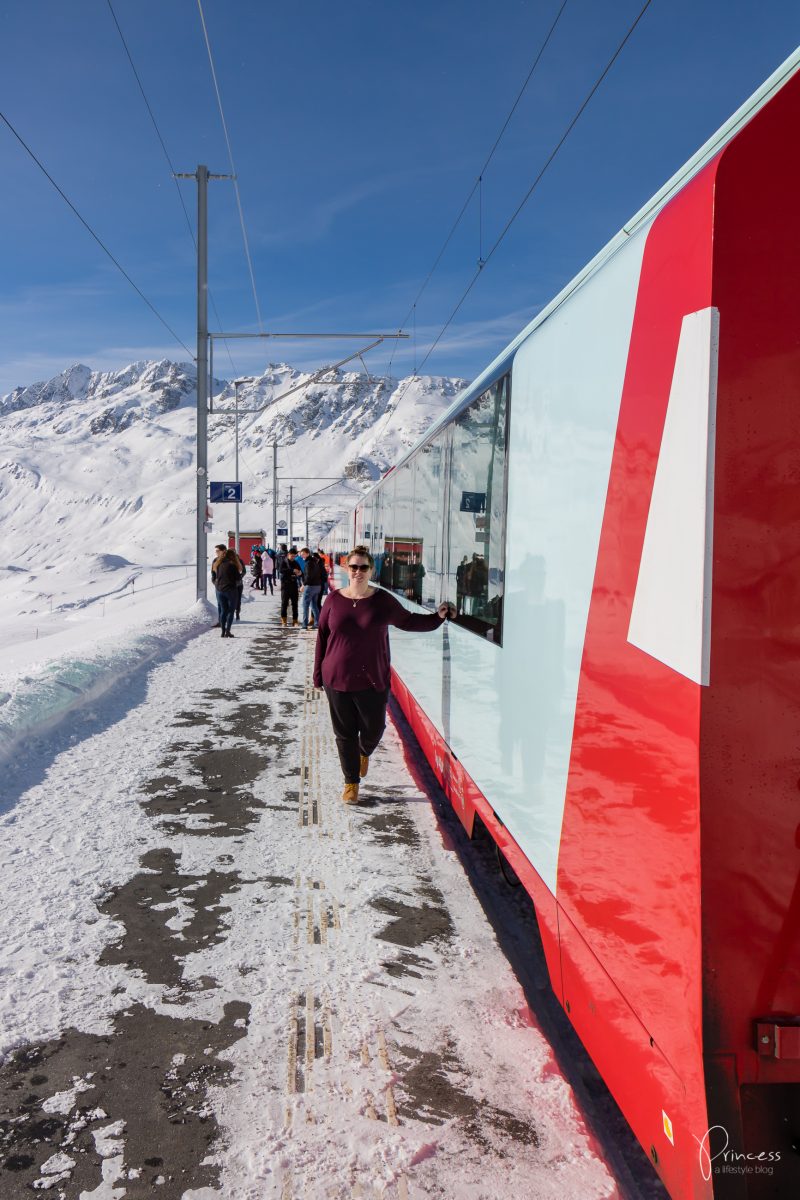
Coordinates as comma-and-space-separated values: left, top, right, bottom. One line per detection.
0, 359, 466, 662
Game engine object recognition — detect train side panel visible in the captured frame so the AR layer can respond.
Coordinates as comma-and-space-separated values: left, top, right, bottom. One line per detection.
556, 159, 719, 1198
326, 56, 800, 1200
388, 221, 651, 890
700, 69, 800, 1190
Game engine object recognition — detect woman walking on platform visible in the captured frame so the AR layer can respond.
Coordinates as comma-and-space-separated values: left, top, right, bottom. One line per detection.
313, 545, 454, 804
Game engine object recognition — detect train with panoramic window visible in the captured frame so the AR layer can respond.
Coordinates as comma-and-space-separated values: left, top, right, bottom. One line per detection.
323, 51, 800, 1199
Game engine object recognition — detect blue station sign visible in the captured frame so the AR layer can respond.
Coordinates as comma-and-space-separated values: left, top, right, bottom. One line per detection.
209, 481, 243, 503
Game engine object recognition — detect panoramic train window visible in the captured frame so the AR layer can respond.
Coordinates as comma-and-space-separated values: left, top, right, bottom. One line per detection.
447, 374, 509, 643
415, 432, 447, 608
381, 461, 417, 597
373, 470, 395, 585
369, 488, 383, 580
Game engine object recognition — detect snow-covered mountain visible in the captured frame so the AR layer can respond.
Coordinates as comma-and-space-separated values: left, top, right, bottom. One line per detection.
0, 359, 466, 646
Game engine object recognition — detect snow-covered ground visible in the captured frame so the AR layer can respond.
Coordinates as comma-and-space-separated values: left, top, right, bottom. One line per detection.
0, 592, 664, 1199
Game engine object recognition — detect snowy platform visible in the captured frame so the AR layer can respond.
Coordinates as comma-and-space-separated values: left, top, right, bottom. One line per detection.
0, 592, 662, 1199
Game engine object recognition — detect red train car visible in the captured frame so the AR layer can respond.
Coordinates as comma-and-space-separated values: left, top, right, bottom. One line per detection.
325, 50, 800, 1199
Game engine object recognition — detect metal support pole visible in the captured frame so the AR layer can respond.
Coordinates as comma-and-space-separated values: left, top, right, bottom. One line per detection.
234, 385, 240, 554
195, 164, 209, 601
305, 506, 309, 546
272, 442, 278, 550
289, 485, 294, 547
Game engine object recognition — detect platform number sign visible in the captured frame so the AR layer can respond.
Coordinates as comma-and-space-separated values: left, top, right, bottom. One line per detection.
460, 490, 486, 513
209, 481, 243, 503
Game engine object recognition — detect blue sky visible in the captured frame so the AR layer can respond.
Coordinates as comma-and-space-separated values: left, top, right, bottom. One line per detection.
2, 0, 799, 394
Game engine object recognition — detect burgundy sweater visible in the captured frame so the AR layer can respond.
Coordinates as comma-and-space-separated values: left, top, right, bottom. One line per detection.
313, 587, 444, 691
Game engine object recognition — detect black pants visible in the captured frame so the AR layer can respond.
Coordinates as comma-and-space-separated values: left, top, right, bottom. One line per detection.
235, 583, 243, 617
324, 687, 389, 784
264, 574, 274, 594
281, 586, 298, 620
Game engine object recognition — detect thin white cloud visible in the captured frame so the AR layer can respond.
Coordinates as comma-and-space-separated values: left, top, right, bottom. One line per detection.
0, 293, 543, 397
254, 162, 462, 248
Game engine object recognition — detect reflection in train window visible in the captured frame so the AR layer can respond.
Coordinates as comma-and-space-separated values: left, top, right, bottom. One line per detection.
374, 470, 395, 587
447, 374, 509, 643
381, 460, 417, 598
416, 431, 448, 609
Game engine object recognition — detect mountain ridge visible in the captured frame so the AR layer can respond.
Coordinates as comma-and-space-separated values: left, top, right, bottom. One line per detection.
0, 359, 468, 573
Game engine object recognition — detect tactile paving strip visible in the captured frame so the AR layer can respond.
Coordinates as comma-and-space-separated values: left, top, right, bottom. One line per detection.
279, 638, 411, 1199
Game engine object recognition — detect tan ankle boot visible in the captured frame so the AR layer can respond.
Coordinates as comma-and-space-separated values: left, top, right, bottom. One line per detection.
341, 783, 360, 804
359, 755, 369, 778
280, 616, 287, 626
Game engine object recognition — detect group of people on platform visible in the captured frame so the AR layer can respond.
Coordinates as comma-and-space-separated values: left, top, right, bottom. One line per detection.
210, 542, 333, 638
247, 546, 276, 594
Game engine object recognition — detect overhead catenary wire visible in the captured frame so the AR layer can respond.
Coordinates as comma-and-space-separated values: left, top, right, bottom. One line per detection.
381, 0, 653, 447
387, 0, 570, 379
105, 0, 239, 377
293, 478, 355, 506
196, 0, 264, 333
0, 109, 195, 360
414, 0, 655, 378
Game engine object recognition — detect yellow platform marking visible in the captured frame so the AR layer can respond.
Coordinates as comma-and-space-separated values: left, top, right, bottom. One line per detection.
305, 988, 316, 1088
286, 1007, 298, 1097
377, 1029, 400, 1128
283, 640, 416, 1198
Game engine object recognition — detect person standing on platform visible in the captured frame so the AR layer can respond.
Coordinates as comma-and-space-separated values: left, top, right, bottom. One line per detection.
232, 547, 246, 620
299, 547, 327, 629
262, 548, 275, 595
317, 548, 331, 598
313, 545, 454, 804
279, 548, 303, 627
215, 550, 241, 638
250, 550, 263, 590
210, 544, 227, 628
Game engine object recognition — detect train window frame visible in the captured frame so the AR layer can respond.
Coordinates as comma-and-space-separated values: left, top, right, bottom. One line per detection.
326, 370, 510, 641
445, 371, 510, 647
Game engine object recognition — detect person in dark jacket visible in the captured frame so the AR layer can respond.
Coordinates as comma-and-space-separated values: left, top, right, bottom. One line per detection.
215, 549, 242, 637
210, 543, 227, 627
299, 547, 327, 629
250, 551, 263, 589
313, 545, 454, 803
279, 549, 303, 627
317, 548, 331, 597
225, 548, 245, 618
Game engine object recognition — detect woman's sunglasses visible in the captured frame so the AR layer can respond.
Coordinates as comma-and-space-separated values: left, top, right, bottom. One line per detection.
348, 564, 370, 572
